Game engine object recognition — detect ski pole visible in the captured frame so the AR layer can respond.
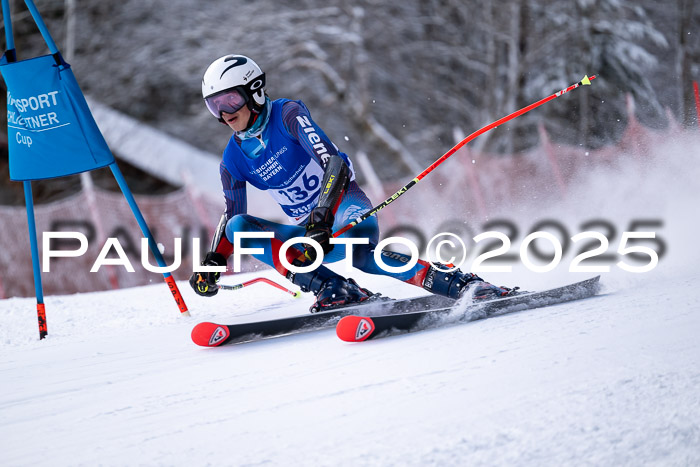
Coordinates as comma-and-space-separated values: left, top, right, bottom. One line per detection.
333, 75, 596, 237
218, 277, 302, 298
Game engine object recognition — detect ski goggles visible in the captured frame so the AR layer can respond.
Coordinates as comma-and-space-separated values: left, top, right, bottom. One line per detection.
204, 88, 247, 118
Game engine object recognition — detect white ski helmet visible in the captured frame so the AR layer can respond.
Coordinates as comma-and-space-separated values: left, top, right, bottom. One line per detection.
201, 54, 266, 121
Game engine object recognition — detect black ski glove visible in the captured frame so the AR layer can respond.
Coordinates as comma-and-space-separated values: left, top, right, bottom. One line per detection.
189, 251, 227, 297
304, 207, 334, 262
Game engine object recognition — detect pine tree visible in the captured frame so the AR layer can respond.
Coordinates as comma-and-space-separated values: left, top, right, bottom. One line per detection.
525, 0, 668, 147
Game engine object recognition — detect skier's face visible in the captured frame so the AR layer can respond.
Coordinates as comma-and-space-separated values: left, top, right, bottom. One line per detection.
221, 105, 251, 132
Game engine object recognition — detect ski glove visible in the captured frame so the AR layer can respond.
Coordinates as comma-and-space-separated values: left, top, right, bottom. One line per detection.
304, 207, 334, 262
189, 251, 227, 297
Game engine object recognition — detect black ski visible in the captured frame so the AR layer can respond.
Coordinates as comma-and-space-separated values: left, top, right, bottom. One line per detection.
336, 276, 601, 342
191, 293, 455, 347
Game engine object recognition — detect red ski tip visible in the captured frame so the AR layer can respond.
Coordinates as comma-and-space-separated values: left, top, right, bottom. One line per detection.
191, 322, 229, 347
336, 316, 375, 342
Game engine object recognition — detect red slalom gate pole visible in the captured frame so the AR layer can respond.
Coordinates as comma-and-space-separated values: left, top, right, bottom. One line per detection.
333, 75, 596, 237
693, 81, 700, 129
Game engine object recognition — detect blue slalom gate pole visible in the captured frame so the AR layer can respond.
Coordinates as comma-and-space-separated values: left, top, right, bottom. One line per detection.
109, 163, 190, 316
23, 0, 60, 54
1, 0, 16, 61
4, 0, 47, 337
23, 182, 48, 338
2, 0, 191, 340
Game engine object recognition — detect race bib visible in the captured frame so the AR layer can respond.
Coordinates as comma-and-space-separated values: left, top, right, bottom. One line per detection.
268, 163, 324, 222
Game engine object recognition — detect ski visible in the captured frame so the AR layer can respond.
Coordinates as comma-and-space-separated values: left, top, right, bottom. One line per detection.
191, 293, 455, 347
336, 276, 601, 342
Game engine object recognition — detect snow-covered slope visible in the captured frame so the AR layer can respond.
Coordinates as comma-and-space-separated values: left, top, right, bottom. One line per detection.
2, 135, 700, 465
1, 267, 699, 466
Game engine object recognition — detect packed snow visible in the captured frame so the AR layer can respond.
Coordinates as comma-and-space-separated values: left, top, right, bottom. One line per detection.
2, 135, 700, 465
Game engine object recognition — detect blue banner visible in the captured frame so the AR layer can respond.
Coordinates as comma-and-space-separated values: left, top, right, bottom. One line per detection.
1, 54, 114, 181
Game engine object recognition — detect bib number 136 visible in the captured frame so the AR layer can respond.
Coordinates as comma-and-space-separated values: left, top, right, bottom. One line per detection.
277, 172, 320, 203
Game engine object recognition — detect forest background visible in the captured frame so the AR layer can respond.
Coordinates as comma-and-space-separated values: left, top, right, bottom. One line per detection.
0, 0, 698, 202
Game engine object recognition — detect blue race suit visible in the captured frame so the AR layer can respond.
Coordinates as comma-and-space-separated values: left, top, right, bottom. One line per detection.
216, 97, 430, 286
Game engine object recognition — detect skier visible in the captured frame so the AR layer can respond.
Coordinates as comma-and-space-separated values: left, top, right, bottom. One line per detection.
190, 54, 511, 311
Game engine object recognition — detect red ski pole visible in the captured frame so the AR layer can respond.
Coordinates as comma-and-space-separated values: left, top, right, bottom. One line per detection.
333, 75, 596, 237
219, 277, 301, 298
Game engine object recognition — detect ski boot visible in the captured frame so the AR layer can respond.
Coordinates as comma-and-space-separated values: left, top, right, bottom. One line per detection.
422, 263, 516, 300
286, 262, 375, 313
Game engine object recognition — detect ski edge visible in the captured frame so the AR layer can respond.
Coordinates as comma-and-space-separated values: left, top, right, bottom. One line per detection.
336, 275, 601, 342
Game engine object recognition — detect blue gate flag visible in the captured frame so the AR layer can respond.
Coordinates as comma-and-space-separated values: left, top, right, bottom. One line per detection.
0, 54, 115, 181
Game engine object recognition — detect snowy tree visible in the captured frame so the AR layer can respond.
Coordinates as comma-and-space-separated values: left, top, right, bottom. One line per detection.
675, 0, 699, 127
523, 0, 669, 147
0, 0, 693, 194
